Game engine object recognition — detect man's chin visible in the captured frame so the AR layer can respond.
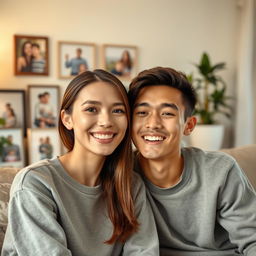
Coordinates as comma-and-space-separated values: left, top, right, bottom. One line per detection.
139, 149, 162, 160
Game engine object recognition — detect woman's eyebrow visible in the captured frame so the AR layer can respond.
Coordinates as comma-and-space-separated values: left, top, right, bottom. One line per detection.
81, 100, 101, 106
81, 101, 125, 106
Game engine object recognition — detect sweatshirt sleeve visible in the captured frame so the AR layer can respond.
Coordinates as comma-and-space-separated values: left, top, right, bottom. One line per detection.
2, 186, 72, 255
218, 161, 256, 256
122, 173, 159, 256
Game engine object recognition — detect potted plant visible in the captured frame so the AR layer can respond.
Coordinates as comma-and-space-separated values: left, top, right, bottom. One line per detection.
0, 136, 10, 161
187, 52, 232, 150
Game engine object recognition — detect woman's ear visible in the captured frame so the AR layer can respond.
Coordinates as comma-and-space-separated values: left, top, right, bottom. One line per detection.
183, 116, 197, 136
61, 109, 73, 130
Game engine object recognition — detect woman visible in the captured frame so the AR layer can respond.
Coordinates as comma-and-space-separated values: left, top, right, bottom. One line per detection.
4, 107, 16, 128
17, 41, 33, 72
2, 70, 159, 255
120, 50, 132, 75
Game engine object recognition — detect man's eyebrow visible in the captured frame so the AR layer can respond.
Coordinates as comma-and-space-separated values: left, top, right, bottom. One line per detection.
161, 103, 178, 111
134, 102, 178, 111
134, 102, 150, 108
81, 101, 125, 107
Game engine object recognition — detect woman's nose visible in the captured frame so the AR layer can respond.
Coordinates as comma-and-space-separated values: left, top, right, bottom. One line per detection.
97, 112, 113, 128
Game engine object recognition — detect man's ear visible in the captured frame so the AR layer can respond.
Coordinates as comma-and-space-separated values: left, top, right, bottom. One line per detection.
183, 116, 197, 136
61, 109, 73, 130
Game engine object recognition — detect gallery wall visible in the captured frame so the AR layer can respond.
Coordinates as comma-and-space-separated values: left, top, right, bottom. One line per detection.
0, 0, 240, 147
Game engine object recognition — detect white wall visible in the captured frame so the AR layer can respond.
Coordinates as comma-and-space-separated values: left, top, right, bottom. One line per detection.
0, 0, 239, 147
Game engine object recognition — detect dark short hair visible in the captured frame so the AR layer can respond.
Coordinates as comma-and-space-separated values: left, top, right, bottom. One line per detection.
128, 67, 197, 120
32, 43, 40, 49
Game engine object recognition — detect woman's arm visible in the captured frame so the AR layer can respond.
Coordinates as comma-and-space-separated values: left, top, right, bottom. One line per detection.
2, 186, 72, 255
17, 57, 25, 72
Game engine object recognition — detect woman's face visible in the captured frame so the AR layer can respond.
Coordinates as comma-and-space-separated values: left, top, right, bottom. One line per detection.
63, 81, 128, 157
24, 43, 32, 56
122, 51, 129, 61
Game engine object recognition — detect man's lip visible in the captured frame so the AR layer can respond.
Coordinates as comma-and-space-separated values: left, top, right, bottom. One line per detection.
140, 132, 167, 138
140, 133, 167, 143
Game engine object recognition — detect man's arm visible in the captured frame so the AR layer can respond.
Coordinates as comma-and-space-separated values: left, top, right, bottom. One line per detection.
218, 161, 256, 256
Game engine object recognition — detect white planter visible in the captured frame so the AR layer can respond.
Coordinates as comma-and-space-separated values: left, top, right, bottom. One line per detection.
189, 124, 224, 151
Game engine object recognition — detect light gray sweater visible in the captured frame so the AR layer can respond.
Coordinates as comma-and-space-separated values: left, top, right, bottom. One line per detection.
135, 147, 256, 256
2, 157, 159, 256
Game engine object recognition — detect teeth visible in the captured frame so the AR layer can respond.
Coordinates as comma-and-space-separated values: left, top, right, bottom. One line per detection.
144, 136, 164, 141
93, 133, 114, 139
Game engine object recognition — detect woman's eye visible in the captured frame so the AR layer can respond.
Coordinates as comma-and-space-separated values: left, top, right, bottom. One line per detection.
85, 107, 97, 113
113, 108, 125, 114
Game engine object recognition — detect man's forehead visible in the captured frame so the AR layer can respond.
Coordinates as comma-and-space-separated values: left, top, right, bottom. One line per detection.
135, 85, 182, 102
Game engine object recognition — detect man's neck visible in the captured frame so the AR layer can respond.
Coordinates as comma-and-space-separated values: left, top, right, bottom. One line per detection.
139, 152, 184, 188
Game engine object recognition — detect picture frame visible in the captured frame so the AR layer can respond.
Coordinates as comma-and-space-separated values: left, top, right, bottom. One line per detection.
28, 85, 60, 129
0, 128, 25, 168
28, 128, 62, 164
14, 35, 49, 76
0, 90, 26, 135
102, 44, 138, 80
58, 41, 96, 79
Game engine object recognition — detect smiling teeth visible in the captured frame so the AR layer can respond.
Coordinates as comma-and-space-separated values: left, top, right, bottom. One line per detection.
144, 136, 164, 141
93, 134, 114, 139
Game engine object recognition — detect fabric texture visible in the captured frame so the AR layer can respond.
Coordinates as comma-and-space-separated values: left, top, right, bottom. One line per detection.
221, 144, 256, 189
0, 167, 20, 250
1, 158, 159, 256
134, 147, 256, 256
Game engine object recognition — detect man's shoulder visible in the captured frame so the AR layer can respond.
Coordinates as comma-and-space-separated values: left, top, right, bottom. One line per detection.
182, 147, 236, 164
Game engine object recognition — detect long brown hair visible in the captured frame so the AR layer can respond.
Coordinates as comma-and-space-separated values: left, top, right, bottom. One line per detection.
58, 69, 139, 243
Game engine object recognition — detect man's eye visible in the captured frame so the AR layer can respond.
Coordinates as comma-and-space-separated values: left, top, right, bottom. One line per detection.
113, 108, 125, 114
162, 112, 175, 116
136, 111, 147, 116
85, 107, 97, 113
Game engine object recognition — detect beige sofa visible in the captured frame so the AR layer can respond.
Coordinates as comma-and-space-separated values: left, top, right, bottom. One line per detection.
0, 144, 256, 251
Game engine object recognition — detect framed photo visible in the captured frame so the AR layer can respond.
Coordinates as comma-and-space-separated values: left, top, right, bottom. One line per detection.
28, 129, 61, 164
0, 90, 26, 134
14, 35, 49, 76
0, 129, 25, 168
102, 44, 138, 80
58, 41, 96, 79
28, 85, 60, 129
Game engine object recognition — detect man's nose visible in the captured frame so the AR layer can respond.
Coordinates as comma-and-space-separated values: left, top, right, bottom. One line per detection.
145, 112, 162, 129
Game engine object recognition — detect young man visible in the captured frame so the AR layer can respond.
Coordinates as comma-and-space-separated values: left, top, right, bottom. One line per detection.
128, 67, 256, 256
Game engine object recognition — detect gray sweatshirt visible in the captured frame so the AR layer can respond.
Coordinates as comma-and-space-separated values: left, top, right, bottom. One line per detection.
134, 147, 256, 256
2, 157, 159, 256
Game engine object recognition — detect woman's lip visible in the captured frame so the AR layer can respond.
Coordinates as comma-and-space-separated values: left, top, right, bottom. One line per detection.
90, 132, 116, 144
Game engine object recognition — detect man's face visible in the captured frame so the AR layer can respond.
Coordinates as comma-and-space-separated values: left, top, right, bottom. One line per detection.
76, 49, 82, 58
132, 85, 191, 161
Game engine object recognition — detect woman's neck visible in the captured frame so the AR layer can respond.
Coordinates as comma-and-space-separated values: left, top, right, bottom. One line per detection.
59, 149, 106, 187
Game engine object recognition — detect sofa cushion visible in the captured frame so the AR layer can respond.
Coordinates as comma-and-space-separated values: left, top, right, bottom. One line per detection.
0, 167, 20, 250
221, 144, 256, 190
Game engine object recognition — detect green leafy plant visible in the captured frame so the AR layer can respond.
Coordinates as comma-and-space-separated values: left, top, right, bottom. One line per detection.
187, 52, 232, 124
0, 136, 10, 159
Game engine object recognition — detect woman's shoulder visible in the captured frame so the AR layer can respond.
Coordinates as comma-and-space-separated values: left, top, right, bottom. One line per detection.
10, 159, 57, 197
